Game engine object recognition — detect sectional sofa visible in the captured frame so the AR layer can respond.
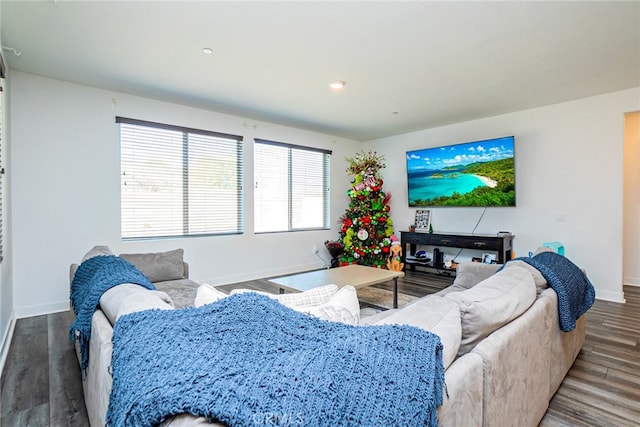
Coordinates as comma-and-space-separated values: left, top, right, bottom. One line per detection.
363, 260, 587, 426
70, 246, 589, 426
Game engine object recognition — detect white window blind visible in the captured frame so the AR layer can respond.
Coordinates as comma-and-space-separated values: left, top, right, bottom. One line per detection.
118, 117, 244, 239
0, 81, 4, 262
254, 139, 330, 233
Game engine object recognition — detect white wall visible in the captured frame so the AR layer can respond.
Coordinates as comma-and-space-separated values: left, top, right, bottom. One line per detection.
623, 112, 640, 286
368, 87, 640, 302
9, 71, 357, 317
8, 70, 639, 318
0, 0, 16, 372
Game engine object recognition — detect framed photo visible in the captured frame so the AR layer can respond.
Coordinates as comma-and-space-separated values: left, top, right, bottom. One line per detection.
414, 209, 431, 233
482, 253, 497, 264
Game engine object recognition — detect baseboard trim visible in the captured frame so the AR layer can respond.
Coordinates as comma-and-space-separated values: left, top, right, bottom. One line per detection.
0, 310, 16, 377
624, 276, 640, 287
595, 289, 626, 303
14, 300, 70, 319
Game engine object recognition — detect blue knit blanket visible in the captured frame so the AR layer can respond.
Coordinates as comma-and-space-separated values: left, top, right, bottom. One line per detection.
106, 293, 445, 427
69, 255, 154, 372
507, 252, 595, 331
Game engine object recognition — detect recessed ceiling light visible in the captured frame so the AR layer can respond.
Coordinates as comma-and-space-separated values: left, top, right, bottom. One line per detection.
329, 80, 346, 90
202, 47, 214, 55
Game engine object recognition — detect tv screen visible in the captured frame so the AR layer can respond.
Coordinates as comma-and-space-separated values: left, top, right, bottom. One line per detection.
406, 136, 515, 207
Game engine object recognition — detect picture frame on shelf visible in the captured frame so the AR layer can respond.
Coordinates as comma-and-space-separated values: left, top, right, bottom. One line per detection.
414, 209, 431, 233
482, 253, 497, 264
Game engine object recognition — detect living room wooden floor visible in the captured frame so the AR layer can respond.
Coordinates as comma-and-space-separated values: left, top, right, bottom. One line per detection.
1, 273, 639, 426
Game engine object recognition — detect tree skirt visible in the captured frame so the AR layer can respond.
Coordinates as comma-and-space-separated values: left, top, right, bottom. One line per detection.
357, 286, 419, 313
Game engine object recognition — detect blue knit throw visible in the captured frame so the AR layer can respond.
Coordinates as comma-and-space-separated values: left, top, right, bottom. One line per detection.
69, 255, 154, 372
107, 293, 445, 427
506, 252, 595, 331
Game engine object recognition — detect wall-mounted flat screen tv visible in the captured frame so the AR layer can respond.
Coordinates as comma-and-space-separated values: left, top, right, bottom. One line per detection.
406, 136, 515, 207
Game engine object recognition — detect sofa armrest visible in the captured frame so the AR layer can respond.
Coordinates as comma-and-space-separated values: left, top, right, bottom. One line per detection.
437, 352, 483, 426
70, 263, 79, 285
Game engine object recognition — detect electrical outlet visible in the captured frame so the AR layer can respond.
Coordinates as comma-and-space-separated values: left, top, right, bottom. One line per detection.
313, 246, 319, 254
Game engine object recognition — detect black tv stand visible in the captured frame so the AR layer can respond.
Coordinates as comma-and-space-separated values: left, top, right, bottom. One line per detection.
400, 231, 514, 272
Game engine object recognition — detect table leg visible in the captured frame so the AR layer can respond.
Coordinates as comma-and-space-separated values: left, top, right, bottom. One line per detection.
393, 277, 398, 309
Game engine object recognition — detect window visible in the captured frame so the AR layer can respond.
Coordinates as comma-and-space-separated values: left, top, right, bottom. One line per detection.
118, 117, 243, 239
254, 139, 331, 233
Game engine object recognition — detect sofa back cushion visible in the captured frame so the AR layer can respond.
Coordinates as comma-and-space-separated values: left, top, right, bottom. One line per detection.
372, 295, 461, 369
119, 249, 185, 282
504, 260, 548, 294
452, 262, 501, 290
445, 265, 536, 356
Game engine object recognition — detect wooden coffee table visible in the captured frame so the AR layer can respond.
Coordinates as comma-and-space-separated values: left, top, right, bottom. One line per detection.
269, 265, 405, 308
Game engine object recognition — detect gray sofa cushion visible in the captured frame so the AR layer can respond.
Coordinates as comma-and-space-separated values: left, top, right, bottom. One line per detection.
372, 295, 461, 369
155, 279, 205, 309
445, 265, 536, 356
119, 249, 185, 282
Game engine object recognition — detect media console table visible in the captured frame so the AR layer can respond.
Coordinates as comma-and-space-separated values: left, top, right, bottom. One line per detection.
400, 231, 514, 272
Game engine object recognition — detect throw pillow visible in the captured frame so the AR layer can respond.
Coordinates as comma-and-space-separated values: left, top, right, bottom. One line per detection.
119, 249, 185, 283
445, 264, 536, 356
229, 284, 339, 307
195, 283, 229, 307
202, 284, 359, 325
295, 285, 360, 325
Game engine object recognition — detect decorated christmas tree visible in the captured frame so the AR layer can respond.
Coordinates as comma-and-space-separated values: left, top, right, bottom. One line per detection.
338, 150, 394, 267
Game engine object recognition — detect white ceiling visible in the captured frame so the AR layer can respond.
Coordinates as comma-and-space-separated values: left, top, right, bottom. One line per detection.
2, 1, 639, 141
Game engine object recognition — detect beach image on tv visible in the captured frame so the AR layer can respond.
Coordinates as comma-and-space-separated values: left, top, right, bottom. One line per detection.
406, 136, 515, 207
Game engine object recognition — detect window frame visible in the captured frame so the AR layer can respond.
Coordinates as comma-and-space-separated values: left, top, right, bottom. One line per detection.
117, 116, 244, 240
253, 138, 331, 234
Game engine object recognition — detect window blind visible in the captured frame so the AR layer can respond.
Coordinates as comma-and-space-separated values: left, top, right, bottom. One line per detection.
117, 117, 244, 239
254, 139, 330, 233
0, 83, 4, 262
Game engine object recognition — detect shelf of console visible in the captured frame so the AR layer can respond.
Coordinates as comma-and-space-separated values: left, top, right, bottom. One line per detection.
400, 231, 514, 272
